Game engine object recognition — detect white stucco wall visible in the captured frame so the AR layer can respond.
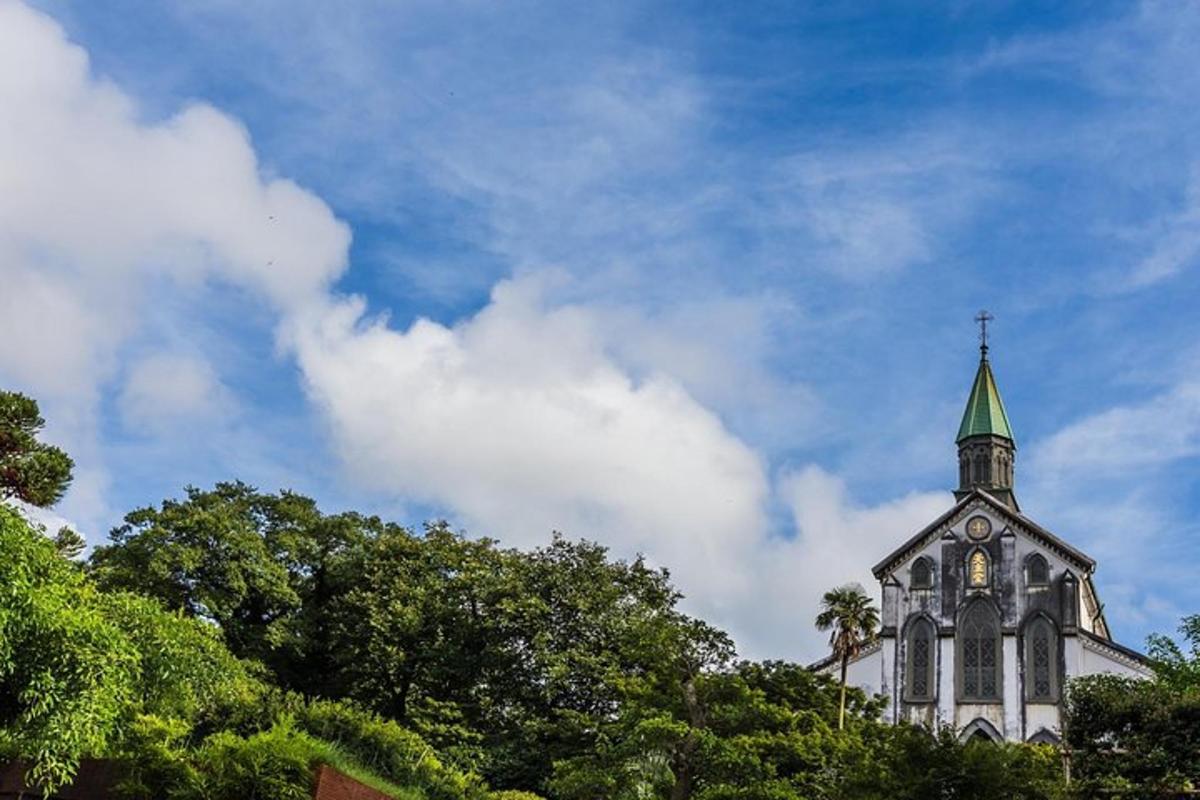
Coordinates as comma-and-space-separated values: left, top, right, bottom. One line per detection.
858, 496, 1151, 742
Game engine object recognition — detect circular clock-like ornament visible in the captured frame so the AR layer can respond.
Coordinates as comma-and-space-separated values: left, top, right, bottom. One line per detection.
966, 515, 992, 541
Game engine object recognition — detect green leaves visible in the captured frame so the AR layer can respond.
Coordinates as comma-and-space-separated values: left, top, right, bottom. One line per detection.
0, 505, 136, 790
0, 391, 73, 508
814, 585, 879, 659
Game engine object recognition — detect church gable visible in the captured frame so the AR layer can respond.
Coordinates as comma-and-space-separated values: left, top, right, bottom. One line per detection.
879, 492, 1097, 638
873, 490, 1095, 584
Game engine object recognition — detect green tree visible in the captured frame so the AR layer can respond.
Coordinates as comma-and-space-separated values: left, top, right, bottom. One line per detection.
1146, 613, 1200, 691
849, 723, 1063, 800
53, 525, 87, 559
0, 391, 73, 507
550, 657, 891, 800
1061, 616, 1200, 798
0, 504, 251, 791
333, 530, 697, 793
815, 584, 879, 731
88, 482, 376, 686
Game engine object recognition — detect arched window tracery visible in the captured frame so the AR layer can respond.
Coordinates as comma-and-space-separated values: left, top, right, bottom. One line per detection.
1025, 616, 1058, 702
958, 600, 1001, 701
905, 617, 936, 702
910, 557, 933, 590
1027, 553, 1049, 586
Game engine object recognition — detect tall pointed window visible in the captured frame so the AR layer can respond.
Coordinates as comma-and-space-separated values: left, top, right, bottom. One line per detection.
1027, 553, 1049, 587
905, 617, 936, 702
910, 557, 933, 590
958, 600, 1001, 701
1025, 617, 1058, 702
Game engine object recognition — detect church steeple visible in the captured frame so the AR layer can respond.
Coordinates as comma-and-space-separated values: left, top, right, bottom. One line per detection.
954, 312, 1018, 509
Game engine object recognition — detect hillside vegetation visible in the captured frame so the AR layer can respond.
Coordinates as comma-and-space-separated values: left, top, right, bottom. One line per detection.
3, 390, 1200, 798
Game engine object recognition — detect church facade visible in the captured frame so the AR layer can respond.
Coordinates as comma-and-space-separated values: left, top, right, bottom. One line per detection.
819, 337, 1152, 742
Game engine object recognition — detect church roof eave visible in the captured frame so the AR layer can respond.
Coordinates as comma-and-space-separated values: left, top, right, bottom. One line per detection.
1079, 629, 1151, 668
871, 489, 1096, 581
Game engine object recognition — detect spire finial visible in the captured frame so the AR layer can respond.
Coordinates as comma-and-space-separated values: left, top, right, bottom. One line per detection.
975, 310, 993, 358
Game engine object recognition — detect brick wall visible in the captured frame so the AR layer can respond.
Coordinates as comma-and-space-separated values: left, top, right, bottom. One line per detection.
311, 764, 396, 800
0, 760, 118, 800
0, 761, 395, 800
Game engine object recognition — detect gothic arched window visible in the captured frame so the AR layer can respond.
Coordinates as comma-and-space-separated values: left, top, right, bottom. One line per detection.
911, 557, 933, 590
1025, 616, 1058, 702
905, 617, 936, 702
1027, 554, 1049, 587
968, 549, 989, 588
958, 600, 1001, 701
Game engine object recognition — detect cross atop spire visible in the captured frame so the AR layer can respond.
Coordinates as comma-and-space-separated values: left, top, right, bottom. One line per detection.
975, 310, 993, 358
955, 311, 1018, 508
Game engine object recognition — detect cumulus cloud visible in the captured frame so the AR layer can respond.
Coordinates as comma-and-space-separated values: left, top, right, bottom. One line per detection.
0, 0, 967, 660
0, 0, 348, 400
0, 0, 349, 530
746, 468, 951, 657
295, 275, 951, 656
292, 274, 770, 598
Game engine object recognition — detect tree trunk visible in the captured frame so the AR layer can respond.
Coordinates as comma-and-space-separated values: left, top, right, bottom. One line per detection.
838, 653, 849, 731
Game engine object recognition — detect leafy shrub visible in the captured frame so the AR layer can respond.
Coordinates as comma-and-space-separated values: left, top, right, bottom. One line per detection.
0, 506, 138, 790
296, 699, 487, 800
115, 720, 430, 800
0, 507, 255, 792
194, 726, 319, 800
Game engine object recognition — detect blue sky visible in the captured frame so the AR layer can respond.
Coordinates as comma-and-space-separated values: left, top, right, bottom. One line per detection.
2, 0, 1199, 659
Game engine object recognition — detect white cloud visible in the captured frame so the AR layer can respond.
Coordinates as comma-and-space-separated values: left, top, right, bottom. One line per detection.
119, 353, 232, 432
293, 275, 953, 658
1031, 381, 1200, 477
0, 1, 971, 661
753, 136, 994, 280
1022, 379, 1200, 649
0, 0, 349, 531
970, 1, 1200, 291
1127, 166, 1200, 288
0, 0, 349, 401
292, 274, 770, 597
746, 467, 951, 657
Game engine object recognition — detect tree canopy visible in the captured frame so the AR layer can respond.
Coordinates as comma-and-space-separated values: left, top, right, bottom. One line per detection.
7, 389, 1195, 799
0, 391, 73, 507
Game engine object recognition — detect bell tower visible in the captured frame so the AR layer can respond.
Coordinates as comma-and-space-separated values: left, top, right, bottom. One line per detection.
954, 312, 1018, 509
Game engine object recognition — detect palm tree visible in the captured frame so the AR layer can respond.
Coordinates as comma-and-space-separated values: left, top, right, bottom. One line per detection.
815, 584, 879, 731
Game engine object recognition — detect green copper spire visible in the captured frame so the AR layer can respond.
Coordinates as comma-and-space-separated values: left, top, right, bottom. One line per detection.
956, 357, 1015, 443
954, 311, 1018, 508
956, 312, 1014, 444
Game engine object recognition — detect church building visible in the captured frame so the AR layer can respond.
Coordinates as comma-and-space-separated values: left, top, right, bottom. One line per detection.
820, 323, 1152, 743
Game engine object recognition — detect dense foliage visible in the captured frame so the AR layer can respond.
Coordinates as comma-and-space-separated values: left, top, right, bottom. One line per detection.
1061, 616, 1200, 797
6, 391, 1198, 799
0, 391, 73, 507
0, 504, 250, 789
74, 482, 1078, 799
0, 503, 484, 799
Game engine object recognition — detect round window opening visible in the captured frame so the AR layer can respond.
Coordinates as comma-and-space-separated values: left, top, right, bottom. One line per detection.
966, 515, 992, 541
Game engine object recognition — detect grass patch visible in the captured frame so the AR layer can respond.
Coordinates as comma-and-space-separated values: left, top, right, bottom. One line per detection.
304, 736, 427, 800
